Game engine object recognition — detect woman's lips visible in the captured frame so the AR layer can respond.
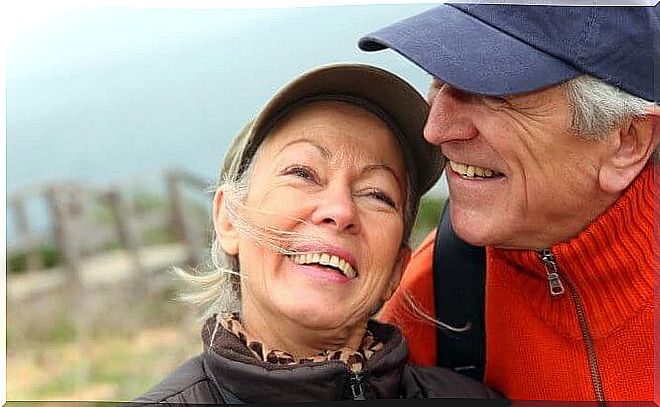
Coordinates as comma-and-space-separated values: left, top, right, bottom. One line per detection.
285, 243, 358, 282
289, 243, 358, 272
289, 252, 357, 278
285, 256, 352, 284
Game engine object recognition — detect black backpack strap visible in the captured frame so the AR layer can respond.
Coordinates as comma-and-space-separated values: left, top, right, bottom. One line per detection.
432, 200, 487, 382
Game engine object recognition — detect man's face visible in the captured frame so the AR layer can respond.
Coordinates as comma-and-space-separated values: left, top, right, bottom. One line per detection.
425, 80, 613, 249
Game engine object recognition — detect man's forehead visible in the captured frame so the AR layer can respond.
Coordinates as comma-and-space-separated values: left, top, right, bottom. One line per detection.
427, 77, 568, 100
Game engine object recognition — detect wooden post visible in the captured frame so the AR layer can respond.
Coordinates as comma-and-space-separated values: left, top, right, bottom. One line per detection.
46, 185, 83, 290
46, 184, 91, 385
10, 194, 43, 270
166, 169, 205, 265
105, 188, 149, 294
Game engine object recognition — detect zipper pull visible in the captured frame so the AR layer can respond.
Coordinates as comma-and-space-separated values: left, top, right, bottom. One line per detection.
539, 249, 565, 297
348, 372, 366, 400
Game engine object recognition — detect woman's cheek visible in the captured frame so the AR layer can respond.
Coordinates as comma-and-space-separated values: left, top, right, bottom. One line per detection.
365, 212, 404, 242
362, 221, 403, 264
255, 183, 312, 212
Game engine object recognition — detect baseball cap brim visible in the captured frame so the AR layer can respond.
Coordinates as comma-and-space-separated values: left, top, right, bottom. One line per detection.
358, 4, 582, 96
227, 63, 444, 195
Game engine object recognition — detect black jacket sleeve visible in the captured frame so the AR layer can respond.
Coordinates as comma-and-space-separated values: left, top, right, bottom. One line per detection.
131, 356, 224, 405
401, 365, 506, 401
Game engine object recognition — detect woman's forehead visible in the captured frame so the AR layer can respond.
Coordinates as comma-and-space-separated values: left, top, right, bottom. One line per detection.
259, 100, 405, 160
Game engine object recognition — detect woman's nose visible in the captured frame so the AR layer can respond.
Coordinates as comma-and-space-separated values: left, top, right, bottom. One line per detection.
311, 186, 361, 234
424, 83, 479, 146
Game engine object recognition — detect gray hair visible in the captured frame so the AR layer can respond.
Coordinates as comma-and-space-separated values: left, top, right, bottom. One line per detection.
173, 157, 255, 322
564, 75, 658, 161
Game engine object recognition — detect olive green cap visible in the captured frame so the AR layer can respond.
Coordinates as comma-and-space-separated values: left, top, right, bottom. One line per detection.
220, 63, 444, 199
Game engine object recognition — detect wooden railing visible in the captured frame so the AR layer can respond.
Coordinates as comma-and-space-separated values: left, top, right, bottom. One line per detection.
7, 167, 214, 291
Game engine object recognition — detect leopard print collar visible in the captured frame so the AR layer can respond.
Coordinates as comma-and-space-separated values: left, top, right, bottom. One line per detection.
211, 313, 383, 374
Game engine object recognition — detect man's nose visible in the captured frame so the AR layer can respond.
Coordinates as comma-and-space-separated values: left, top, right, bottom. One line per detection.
311, 185, 361, 234
424, 83, 479, 146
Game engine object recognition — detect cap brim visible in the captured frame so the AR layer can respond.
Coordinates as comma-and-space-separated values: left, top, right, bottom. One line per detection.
245, 63, 444, 194
359, 4, 581, 96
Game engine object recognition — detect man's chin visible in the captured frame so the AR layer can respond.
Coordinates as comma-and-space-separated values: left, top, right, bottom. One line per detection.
454, 222, 539, 251
453, 227, 491, 248
449, 207, 497, 248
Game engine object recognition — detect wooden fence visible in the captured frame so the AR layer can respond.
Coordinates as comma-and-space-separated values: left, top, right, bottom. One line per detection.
7, 168, 220, 389
7, 167, 214, 298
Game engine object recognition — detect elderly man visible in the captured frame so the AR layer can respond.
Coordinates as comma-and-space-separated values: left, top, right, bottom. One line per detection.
359, 4, 658, 402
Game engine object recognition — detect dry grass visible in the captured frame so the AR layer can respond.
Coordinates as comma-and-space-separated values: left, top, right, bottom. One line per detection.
8, 323, 200, 401
7, 273, 203, 402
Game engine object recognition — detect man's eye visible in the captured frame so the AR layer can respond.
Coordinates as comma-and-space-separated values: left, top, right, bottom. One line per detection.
482, 94, 510, 109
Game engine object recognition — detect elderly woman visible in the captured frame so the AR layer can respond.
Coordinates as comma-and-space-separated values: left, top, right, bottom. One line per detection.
134, 64, 500, 404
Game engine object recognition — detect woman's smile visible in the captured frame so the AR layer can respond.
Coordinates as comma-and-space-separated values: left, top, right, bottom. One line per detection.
286, 255, 354, 285
284, 242, 359, 284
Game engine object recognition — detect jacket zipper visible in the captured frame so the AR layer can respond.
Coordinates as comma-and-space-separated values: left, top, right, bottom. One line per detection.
348, 372, 366, 400
539, 249, 565, 296
538, 249, 606, 404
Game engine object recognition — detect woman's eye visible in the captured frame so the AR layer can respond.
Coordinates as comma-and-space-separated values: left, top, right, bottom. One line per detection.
283, 165, 317, 182
365, 189, 397, 208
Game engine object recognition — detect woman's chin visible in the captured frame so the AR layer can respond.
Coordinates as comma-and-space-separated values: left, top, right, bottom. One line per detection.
278, 303, 364, 333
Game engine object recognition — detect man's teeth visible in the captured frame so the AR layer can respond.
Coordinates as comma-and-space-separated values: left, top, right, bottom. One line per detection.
449, 161, 500, 178
289, 253, 357, 278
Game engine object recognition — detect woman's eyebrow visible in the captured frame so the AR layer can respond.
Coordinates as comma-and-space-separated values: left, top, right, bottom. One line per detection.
277, 138, 332, 159
362, 164, 404, 192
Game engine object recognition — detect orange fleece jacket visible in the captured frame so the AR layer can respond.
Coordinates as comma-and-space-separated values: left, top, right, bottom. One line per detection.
381, 163, 656, 401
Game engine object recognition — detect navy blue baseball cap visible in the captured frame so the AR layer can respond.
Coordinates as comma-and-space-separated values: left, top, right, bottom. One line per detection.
359, 4, 658, 101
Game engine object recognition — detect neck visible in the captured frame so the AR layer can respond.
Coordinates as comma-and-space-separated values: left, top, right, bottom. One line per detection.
537, 192, 623, 249
240, 298, 367, 359
489, 161, 654, 336
501, 164, 651, 250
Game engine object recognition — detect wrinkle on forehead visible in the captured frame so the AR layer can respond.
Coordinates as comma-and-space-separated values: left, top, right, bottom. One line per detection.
261, 101, 408, 192
277, 138, 332, 160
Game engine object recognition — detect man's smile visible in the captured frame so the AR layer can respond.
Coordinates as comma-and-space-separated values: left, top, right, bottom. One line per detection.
447, 160, 504, 179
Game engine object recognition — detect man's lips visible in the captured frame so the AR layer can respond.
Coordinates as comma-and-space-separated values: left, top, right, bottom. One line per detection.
447, 160, 504, 179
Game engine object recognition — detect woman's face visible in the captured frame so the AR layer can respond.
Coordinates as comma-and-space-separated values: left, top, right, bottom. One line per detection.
215, 101, 410, 347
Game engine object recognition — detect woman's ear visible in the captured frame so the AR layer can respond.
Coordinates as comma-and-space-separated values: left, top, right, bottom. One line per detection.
212, 187, 239, 256
599, 105, 659, 194
384, 246, 411, 302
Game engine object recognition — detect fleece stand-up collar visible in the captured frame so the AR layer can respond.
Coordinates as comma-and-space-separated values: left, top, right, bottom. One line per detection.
200, 316, 409, 403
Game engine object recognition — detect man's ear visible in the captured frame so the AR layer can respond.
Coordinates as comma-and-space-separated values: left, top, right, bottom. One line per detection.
598, 105, 659, 194
212, 187, 239, 256
384, 246, 412, 302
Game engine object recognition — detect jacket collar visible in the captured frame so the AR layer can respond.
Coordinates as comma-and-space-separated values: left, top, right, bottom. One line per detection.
489, 162, 655, 338
200, 316, 409, 403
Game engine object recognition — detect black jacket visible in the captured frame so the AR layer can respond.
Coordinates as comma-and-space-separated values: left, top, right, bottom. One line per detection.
133, 320, 503, 404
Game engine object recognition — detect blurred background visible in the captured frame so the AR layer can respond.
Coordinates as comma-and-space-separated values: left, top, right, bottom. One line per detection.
6, 3, 447, 401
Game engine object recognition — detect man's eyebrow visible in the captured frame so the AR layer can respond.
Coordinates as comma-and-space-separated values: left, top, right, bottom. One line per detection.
427, 79, 444, 101
277, 138, 331, 159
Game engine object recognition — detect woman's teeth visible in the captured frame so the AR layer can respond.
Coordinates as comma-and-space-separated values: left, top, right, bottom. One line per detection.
449, 160, 501, 178
289, 253, 357, 279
